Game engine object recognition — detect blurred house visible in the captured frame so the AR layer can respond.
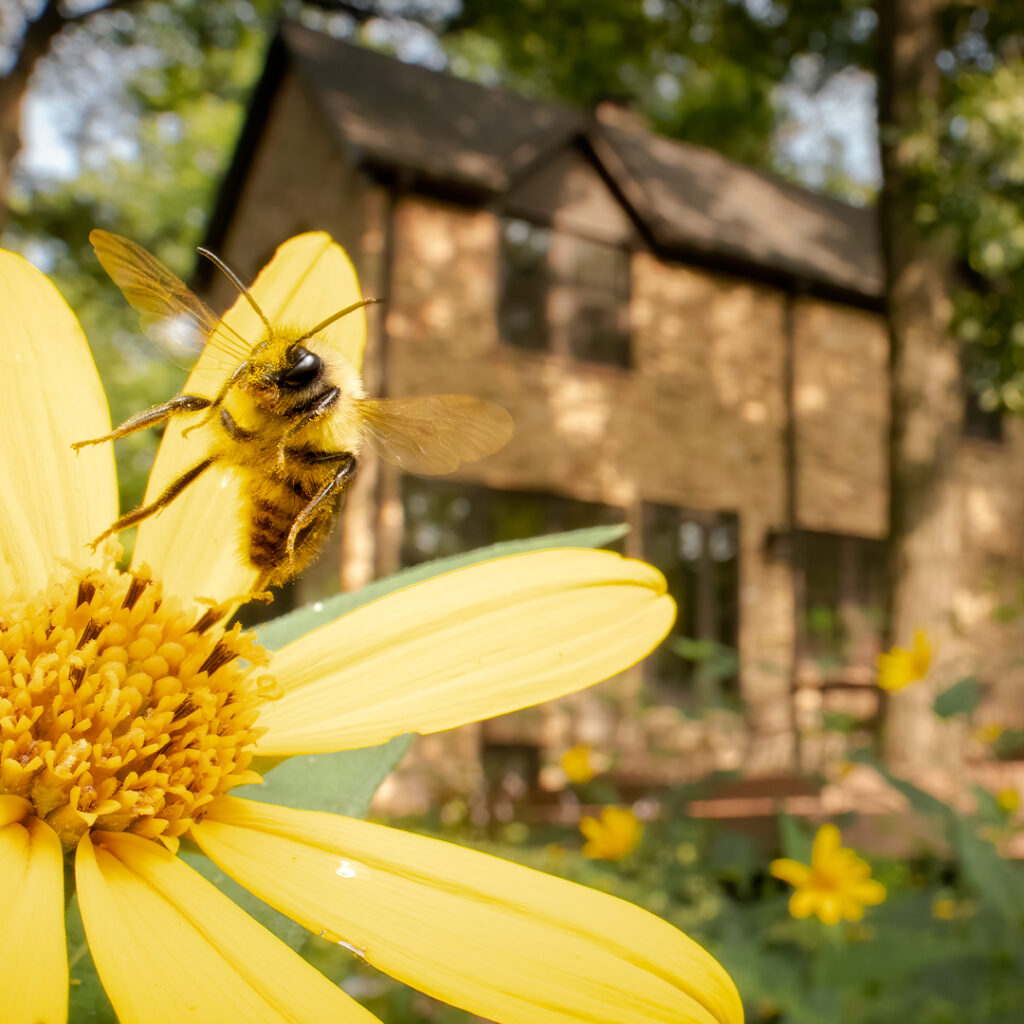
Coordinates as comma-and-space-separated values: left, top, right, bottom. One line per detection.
204, 21, 1024, 814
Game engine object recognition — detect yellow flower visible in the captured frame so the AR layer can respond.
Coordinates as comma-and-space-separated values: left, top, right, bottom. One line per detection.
770, 823, 886, 925
931, 897, 956, 920
997, 787, 1020, 813
877, 629, 932, 691
561, 743, 597, 783
0, 242, 742, 1024
581, 806, 643, 861
971, 722, 1004, 745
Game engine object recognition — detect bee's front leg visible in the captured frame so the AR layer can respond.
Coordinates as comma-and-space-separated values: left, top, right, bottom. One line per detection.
88, 455, 219, 549
72, 395, 211, 451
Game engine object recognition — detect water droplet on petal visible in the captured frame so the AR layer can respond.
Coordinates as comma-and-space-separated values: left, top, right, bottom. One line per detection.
337, 938, 367, 959
335, 858, 359, 878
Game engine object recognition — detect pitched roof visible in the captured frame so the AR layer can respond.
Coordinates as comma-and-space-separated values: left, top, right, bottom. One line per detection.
207, 20, 882, 305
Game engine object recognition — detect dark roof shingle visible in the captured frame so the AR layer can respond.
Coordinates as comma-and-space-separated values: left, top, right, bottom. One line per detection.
213, 21, 882, 303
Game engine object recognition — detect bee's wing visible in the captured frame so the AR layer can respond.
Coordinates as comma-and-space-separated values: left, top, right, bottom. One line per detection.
90, 229, 250, 364
357, 395, 513, 475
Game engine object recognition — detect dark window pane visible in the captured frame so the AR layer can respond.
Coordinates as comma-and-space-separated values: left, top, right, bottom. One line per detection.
498, 217, 631, 366
499, 219, 550, 351
642, 503, 740, 699
401, 478, 625, 568
797, 531, 887, 673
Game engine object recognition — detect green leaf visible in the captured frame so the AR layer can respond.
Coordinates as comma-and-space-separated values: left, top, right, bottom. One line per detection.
255, 524, 628, 651
933, 676, 981, 718
241, 735, 415, 818
950, 815, 1024, 922
66, 896, 117, 1024
971, 783, 1004, 822
855, 755, 952, 821
821, 711, 858, 734
853, 758, 1024, 918
673, 637, 720, 661
777, 812, 813, 862
994, 727, 1024, 759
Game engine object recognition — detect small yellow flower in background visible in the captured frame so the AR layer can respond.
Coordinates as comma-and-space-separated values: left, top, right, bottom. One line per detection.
581, 806, 643, 861
0, 244, 743, 1024
932, 897, 956, 920
877, 628, 932, 691
972, 722, 1005, 745
561, 743, 597, 783
997, 787, 1021, 813
770, 823, 886, 925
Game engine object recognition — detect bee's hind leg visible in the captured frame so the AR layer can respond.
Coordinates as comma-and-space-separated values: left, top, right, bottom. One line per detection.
88, 455, 219, 550
72, 395, 211, 451
284, 453, 357, 559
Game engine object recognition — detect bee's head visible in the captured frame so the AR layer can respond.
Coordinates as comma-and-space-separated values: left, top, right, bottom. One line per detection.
243, 337, 326, 410
275, 345, 323, 390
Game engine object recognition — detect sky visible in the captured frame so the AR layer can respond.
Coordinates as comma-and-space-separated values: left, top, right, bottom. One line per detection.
17, 10, 881, 201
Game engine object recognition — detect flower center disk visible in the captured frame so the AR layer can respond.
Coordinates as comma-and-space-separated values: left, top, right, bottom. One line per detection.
0, 562, 271, 851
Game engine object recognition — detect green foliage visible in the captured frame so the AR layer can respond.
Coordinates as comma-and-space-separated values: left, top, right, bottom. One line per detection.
908, 55, 1024, 410
446, 0, 877, 170
671, 636, 741, 707
933, 675, 982, 718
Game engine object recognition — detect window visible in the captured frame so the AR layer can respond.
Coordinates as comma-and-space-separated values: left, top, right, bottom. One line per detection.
481, 742, 542, 821
401, 478, 625, 567
642, 504, 740, 697
796, 531, 887, 675
498, 219, 550, 353
498, 218, 631, 367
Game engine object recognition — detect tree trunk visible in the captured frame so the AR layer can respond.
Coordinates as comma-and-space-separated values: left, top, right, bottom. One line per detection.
877, 0, 963, 767
0, 1, 66, 226
0, 0, 145, 230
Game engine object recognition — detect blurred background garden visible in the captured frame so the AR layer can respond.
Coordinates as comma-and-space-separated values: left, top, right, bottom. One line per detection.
4, 1, 1024, 1020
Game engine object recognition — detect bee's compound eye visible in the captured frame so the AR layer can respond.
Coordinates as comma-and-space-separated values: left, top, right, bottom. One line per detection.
280, 347, 322, 389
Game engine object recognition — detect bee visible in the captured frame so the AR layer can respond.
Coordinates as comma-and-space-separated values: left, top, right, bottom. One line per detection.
74, 230, 513, 591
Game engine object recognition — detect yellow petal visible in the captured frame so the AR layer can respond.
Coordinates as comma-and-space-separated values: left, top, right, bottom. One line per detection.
75, 830, 379, 1024
0, 250, 116, 599
877, 649, 910, 691
193, 797, 742, 1024
560, 743, 595, 783
817, 894, 842, 926
811, 823, 841, 866
768, 858, 811, 888
255, 548, 675, 755
0, 795, 32, 828
788, 889, 817, 920
850, 878, 886, 906
910, 628, 932, 677
0, 815, 68, 1024
839, 898, 865, 922
132, 233, 366, 605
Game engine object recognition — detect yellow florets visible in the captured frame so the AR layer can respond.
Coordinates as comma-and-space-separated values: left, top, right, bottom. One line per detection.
0, 558, 274, 852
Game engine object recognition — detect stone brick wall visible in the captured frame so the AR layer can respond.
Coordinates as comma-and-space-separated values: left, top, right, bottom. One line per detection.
209, 72, 1024, 810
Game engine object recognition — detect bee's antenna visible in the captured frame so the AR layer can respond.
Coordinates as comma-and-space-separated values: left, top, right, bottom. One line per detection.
197, 247, 272, 334
296, 297, 384, 342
